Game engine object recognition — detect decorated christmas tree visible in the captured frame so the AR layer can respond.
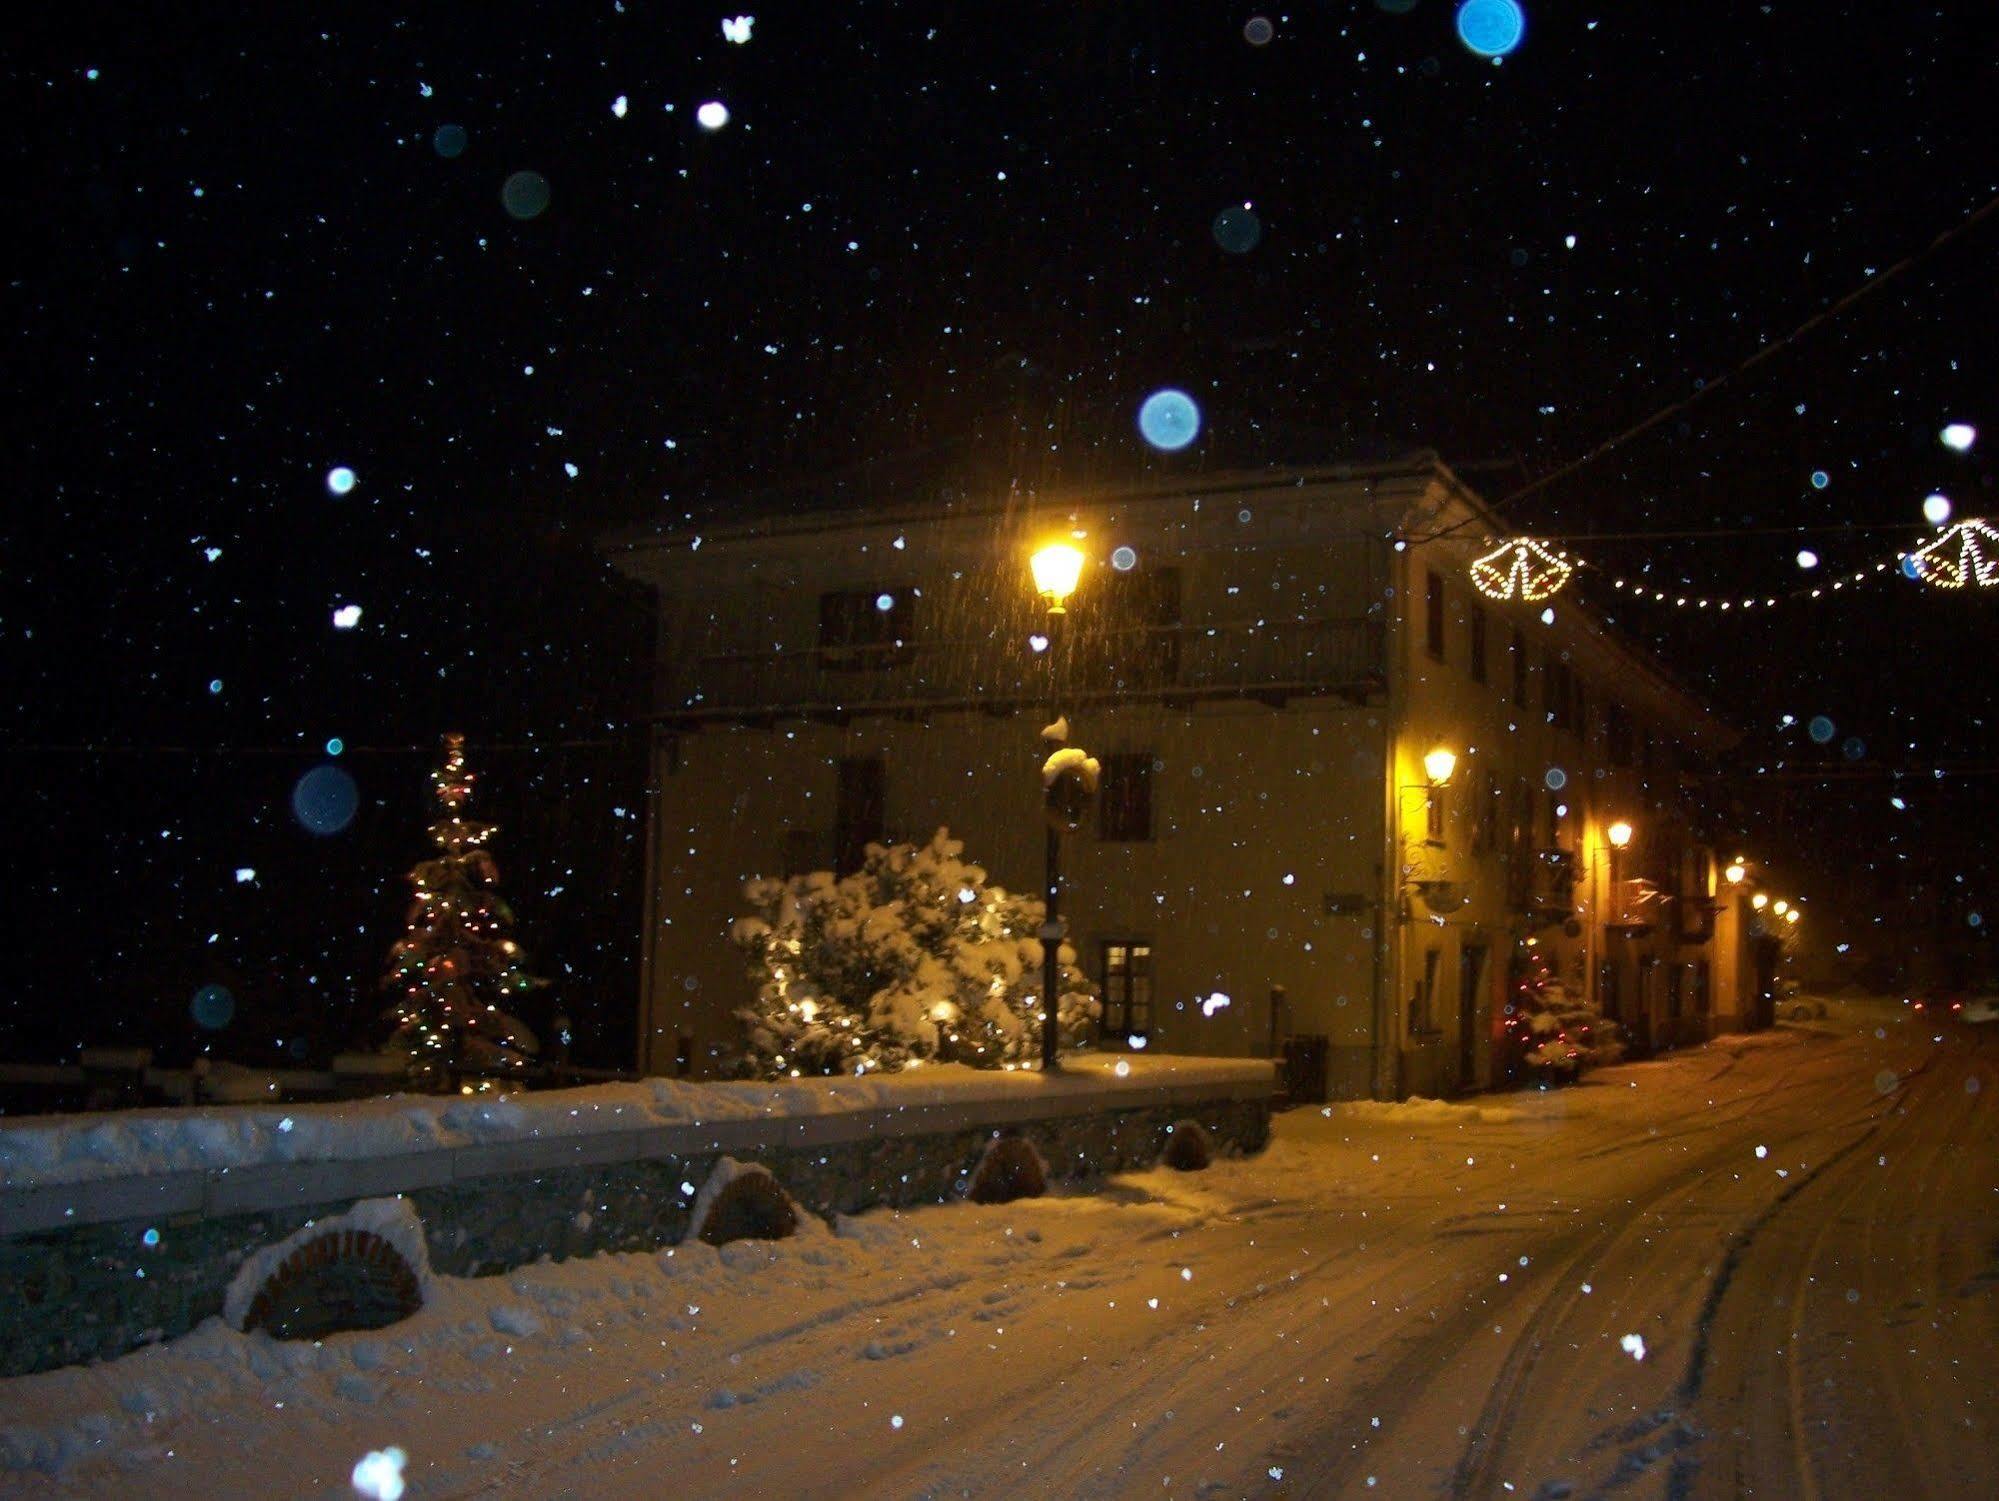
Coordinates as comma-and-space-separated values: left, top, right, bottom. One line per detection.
380, 734, 542, 1090
1500, 937, 1624, 1083
730, 827, 1100, 1079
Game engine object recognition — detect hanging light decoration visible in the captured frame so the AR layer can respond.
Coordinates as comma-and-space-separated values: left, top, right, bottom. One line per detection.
1906, 518, 1999, 590
1469, 537, 1576, 602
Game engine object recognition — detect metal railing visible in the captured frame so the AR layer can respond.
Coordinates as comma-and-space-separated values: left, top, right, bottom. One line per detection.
666, 616, 1385, 721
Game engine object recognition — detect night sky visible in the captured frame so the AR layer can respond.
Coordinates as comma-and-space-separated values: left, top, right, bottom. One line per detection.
8, 2, 1996, 1066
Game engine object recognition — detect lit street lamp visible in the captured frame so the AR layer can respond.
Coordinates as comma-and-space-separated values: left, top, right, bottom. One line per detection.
1031, 541, 1086, 1071
1606, 819, 1634, 924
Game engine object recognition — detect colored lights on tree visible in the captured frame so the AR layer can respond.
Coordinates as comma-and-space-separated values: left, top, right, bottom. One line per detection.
1469, 537, 1575, 601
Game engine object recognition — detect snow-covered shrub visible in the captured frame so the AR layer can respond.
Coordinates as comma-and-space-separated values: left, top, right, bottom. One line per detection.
1160, 1119, 1213, 1172
967, 1134, 1047, 1203
691, 1160, 800, 1246
730, 828, 1100, 1078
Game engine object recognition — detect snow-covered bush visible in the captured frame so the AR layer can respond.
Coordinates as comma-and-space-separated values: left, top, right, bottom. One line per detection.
730, 828, 1100, 1078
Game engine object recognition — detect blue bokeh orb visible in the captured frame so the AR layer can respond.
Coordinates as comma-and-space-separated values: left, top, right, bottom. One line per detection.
325, 466, 356, 496
433, 124, 468, 159
501, 170, 551, 220
1543, 767, 1567, 791
325, 736, 345, 757
1212, 205, 1263, 254
1807, 715, 1836, 745
1456, 0, 1526, 57
1111, 545, 1138, 572
1900, 555, 1922, 580
1138, 388, 1202, 451
291, 764, 360, 836
1809, 469, 1830, 490
191, 983, 236, 1031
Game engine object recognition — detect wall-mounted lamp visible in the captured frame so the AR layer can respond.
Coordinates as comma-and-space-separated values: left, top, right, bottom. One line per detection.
1784, 908, 1800, 925
1724, 860, 1747, 885
1029, 541, 1085, 613
1606, 820, 1634, 849
1751, 893, 1769, 910
1772, 900, 1789, 916
1422, 747, 1457, 786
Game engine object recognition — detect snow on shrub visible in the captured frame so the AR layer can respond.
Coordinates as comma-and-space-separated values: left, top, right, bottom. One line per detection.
730, 827, 1100, 1078
689, 1158, 802, 1246
967, 1134, 1047, 1203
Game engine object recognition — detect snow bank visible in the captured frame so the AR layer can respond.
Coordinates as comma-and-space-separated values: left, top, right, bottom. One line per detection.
1330, 1095, 1524, 1126
0, 1053, 1271, 1193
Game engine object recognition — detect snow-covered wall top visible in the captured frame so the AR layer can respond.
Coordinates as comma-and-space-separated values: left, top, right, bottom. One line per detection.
0, 1055, 1272, 1233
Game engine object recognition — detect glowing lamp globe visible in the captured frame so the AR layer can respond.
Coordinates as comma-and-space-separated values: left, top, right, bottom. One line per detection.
1772, 900, 1789, 916
1422, 747, 1457, 786
1752, 893, 1769, 910
1030, 542, 1085, 610
1607, 820, 1634, 849
1724, 861, 1747, 885
1785, 908, 1801, 924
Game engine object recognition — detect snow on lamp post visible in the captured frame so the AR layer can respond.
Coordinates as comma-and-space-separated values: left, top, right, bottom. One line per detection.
1031, 541, 1087, 1072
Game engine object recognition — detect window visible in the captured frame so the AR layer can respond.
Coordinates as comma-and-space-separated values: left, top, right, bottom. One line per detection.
1425, 571, 1446, 661
1468, 605, 1487, 684
1606, 702, 1635, 767
1100, 941, 1153, 1040
818, 588, 912, 667
1411, 947, 1443, 1034
1473, 767, 1499, 853
1511, 628, 1528, 705
833, 757, 884, 875
1545, 656, 1575, 731
1099, 753, 1155, 841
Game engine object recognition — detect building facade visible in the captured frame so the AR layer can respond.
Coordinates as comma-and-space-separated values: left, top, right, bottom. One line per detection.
605, 458, 1757, 1095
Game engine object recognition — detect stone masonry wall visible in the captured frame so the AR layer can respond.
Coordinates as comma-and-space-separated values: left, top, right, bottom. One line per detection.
1, 1093, 1267, 1377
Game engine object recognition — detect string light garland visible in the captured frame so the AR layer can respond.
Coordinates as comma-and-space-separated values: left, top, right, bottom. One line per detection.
1459, 519, 1997, 609
1905, 518, 1999, 590
1469, 537, 1577, 602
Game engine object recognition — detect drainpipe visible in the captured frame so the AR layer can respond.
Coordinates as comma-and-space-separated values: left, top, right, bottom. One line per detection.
1372, 539, 1405, 1101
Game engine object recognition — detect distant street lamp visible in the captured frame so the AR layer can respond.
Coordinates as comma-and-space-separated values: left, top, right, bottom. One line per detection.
1422, 747, 1458, 786
1752, 893, 1769, 911
1031, 540, 1086, 1071
1724, 859, 1747, 886
1606, 819, 1634, 925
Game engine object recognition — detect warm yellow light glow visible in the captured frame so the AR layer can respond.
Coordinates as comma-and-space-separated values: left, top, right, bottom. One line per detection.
1469, 536, 1575, 602
1752, 893, 1769, 910
1030, 542, 1085, 608
1724, 861, 1746, 885
1423, 747, 1457, 786
1772, 900, 1789, 916
1784, 908, 1800, 925
1606, 820, 1633, 849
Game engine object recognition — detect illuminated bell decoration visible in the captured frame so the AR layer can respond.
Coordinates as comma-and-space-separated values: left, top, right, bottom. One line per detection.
1469, 537, 1576, 602
1905, 517, 1998, 590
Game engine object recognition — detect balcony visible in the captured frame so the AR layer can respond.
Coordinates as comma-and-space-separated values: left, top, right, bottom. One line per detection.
661, 616, 1385, 725
1507, 846, 1579, 927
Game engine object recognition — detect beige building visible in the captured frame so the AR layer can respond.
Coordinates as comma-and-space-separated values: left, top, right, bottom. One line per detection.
604, 456, 1756, 1095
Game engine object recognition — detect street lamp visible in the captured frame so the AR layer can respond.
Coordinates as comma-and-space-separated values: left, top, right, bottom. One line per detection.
1785, 908, 1800, 925
1724, 859, 1747, 885
1422, 747, 1457, 786
1606, 819, 1634, 925
1031, 540, 1086, 1071
1773, 900, 1789, 916
1752, 893, 1769, 911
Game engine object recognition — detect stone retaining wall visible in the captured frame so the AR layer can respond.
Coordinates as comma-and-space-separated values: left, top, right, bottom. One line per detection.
0, 1064, 1271, 1377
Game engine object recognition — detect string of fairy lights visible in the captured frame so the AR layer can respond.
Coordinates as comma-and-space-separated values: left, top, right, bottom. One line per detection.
1456, 423, 1991, 609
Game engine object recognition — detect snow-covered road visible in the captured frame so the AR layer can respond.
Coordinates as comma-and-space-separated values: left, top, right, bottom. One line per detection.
5, 999, 1993, 1500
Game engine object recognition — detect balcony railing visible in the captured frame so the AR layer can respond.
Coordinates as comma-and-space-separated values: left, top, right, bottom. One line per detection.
664, 616, 1384, 723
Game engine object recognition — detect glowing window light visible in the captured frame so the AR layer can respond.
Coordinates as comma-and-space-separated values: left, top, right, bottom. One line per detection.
1906, 518, 1998, 589
1469, 537, 1574, 602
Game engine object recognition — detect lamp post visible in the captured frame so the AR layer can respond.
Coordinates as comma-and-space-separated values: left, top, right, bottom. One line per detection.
1606, 819, 1633, 923
1030, 541, 1085, 1072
